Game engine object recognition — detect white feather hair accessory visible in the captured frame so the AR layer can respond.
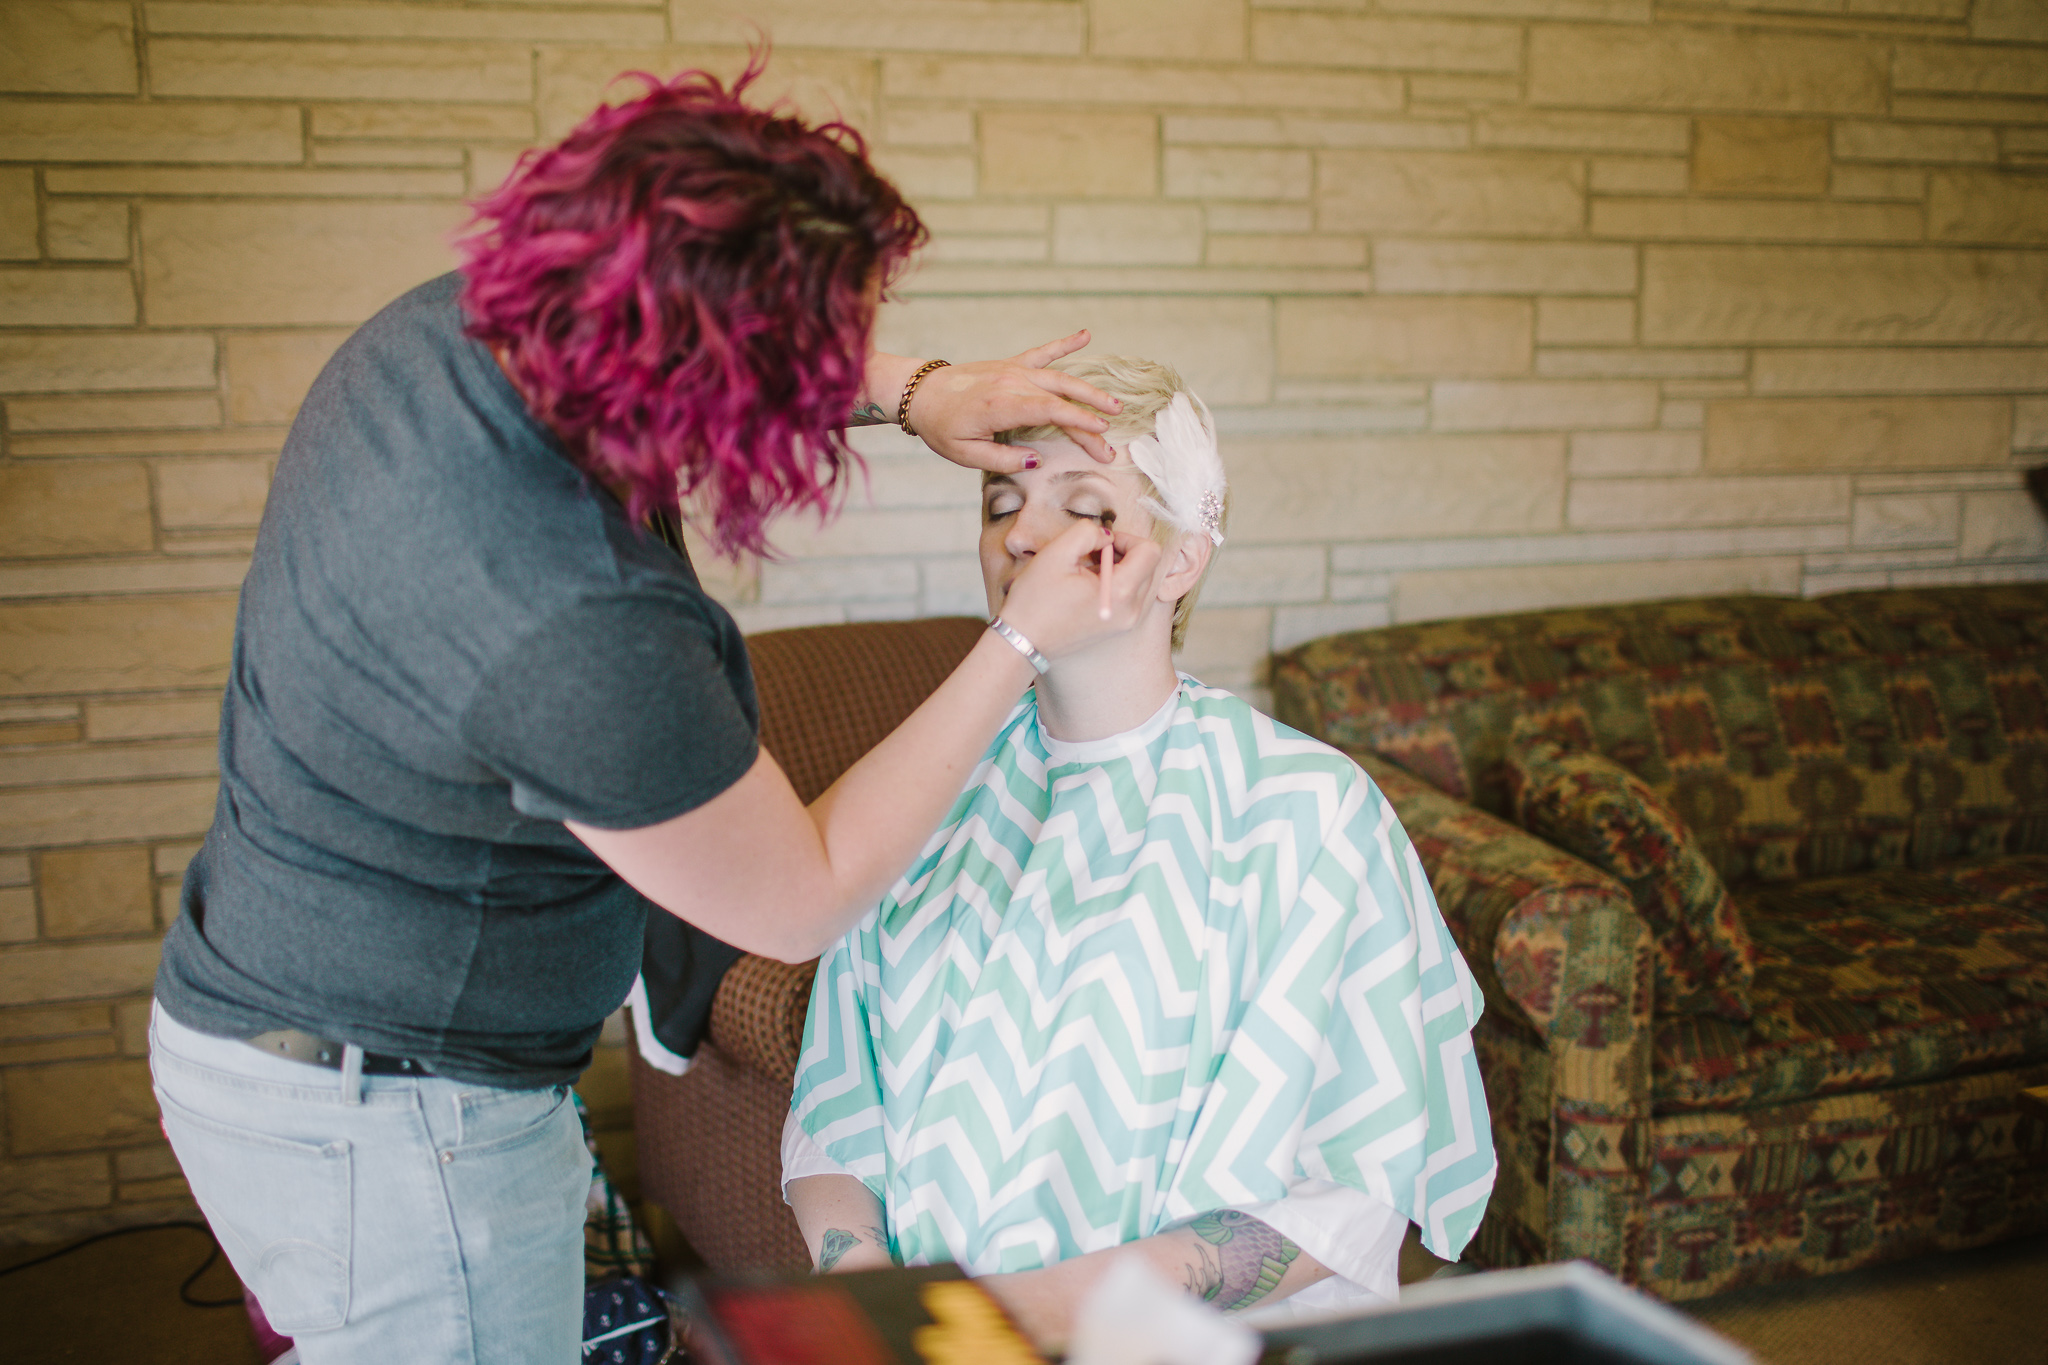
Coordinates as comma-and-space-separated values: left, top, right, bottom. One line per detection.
1126, 391, 1226, 546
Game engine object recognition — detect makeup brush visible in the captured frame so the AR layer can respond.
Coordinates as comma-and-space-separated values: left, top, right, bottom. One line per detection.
1098, 509, 1116, 621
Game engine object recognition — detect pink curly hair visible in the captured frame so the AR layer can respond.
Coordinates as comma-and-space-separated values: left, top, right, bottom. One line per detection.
458, 59, 925, 558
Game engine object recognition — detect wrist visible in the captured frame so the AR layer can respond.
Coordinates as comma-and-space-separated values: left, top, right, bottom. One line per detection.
862, 352, 924, 417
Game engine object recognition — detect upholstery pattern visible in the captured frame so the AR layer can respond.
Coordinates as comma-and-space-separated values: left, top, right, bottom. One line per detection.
1274, 585, 2048, 1299
1508, 741, 1757, 1021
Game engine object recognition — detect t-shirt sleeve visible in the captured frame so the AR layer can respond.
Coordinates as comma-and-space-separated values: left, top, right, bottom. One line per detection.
460, 594, 758, 829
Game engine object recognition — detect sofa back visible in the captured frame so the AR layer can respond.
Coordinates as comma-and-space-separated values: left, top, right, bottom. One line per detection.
1271, 586, 2048, 887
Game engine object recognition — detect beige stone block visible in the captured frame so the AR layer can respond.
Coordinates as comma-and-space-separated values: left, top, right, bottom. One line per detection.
885, 55, 1404, 114
537, 48, 878, 142
883, 106, 973, 148
1692, 118, 1829, 197
0, 778, 218, 852
0, 268, 133, 327
114, 1144, 181, 1182
0, 335, 215, 395
921, 205, 1048, 236
924, 235, 1047, 266
1207, 234, 1366, 268
1569, 431, 1703, 476
6, 1056, 159, 1154
6, 394, 220, 433
465, 143, 529, 198
1433, 380, 1660, 432
1589, 157, 1690, 195
1206, 204, 1313, 234
49, 166, 463, 198
1705, 397, 2012, 472
876, 295, 1272, 405
0, 595, 235, 698
0, 1, 135, 95
1830, 166, 1926, 202
148, 1, 663, 42
1570, 473, 1853, 529
897, 261, 1368, 295
1394, 555, 1803, 624
1961, 490, 2048, 559
0, 462, 152, 559
758, 559, 919, 607
1751, 348, 2048, 395
1179, 606, 1273, 679
1929, 170, 2048, 246
0, 168, 34, 260
38, 846, 153, 939
1475, 111, 1689, 155
2005, 129, 2048, 159
84, 698, 219, 742
0, 852, 29, 885
0, 1155, 111, 1217
1590, 198, 1921, 243
311, 103, 534, 142
141, 201, 462, 327
1537, 348, 1746, 379
154, 458, 271, 530
1091, 0, 1245, 60
316, 137, 497, 165
669, 0, 1082, 54
2017, 399, 2048, 452
223, 330, 351, 425
1164, 147, 1311, 201
0, 738, 217, 790
1642, 246, 2048, 345
44, 200, 128, 260
0, 99, 300, 164
1227, 434, 1565, 542
0, 885, 33, 942
1851, 492, 1960, 548
0, 1032, 120, 1065
981, 110, 1157, 198
1529, 25, 1885, 115
1895, 43, 2048, 99
1377, 240, 1638, 295
1252, 12, 1520, 72
0, 1003, 109, 1039
1274, 603, 1394, 655
1320, 151, 1583, 236
1278, 297, 1531, 380
1168, 115, 1468, 151
1833, 121, 1998, 164
1974, 0, 2048, 41
151, 37, 531, 102
1201, 546, 1326, 605
1053, 203, 1203, 266
153, 841, 202, 879
1380, 0, 1648, 15
871, 149, 975, 201
1538, 298, 1635, 346
1408, 74, 1521, 105
0, 558, 247, 599
1890, 95, 2048, 126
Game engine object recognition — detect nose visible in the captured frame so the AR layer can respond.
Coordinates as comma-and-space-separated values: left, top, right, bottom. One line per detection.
1004, 510, 1048, 560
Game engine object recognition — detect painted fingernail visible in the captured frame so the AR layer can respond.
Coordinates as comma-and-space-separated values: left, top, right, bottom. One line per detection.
1022, 455, 1039, 469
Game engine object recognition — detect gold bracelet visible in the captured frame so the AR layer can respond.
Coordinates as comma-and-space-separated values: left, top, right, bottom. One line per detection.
896, 358, 951, 438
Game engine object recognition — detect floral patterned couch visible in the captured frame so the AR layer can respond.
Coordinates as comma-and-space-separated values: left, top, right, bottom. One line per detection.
1270, 585, 2048, 1300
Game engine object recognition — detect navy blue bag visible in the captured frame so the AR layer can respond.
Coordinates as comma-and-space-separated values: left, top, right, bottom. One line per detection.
583, 1274, 679, 1364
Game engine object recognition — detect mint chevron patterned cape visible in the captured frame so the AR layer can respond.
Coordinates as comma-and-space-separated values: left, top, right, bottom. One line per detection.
790, 677, 1495, 1275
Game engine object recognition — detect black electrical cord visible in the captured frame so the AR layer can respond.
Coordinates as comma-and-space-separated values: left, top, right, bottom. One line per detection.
0, 1218, 243, 1307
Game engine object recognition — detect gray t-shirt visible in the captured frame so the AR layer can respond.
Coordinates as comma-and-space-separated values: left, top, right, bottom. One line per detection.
155, 272, 759, 1087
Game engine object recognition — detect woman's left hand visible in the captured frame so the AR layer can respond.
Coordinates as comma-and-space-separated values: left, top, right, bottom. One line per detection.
867, 333, 1124, 471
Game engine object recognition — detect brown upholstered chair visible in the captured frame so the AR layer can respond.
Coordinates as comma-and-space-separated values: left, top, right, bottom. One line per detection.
629, 615, 988, 1273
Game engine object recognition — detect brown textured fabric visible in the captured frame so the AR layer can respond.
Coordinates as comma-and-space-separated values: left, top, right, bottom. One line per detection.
708, 953, 817, 1084
630, 1041, 811, 1274
631, 615, 988, 1271
748, 616, 992, 803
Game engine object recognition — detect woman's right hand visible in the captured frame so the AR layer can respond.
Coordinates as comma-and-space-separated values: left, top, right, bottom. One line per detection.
996, 518, 1162, 664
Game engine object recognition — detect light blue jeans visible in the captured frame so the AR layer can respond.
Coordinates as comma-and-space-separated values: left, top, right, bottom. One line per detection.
150, 1002, 591, 1364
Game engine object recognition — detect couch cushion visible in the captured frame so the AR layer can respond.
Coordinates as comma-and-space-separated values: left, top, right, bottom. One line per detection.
1652, 856, 2048, 1112
1510, 740, 1757, 1021
1270, 586, 2048, 890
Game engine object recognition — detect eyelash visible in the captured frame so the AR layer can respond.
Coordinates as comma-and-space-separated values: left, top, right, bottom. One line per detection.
983, 504, 1105, 523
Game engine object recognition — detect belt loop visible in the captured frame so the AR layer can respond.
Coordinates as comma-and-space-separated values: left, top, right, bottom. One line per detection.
340, 1044, 364, 1105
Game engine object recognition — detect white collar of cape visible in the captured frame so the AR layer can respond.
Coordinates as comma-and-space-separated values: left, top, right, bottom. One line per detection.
1030, 673, 1192, 769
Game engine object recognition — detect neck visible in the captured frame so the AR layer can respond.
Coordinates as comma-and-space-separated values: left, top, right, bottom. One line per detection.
1032, 612, 1181, 743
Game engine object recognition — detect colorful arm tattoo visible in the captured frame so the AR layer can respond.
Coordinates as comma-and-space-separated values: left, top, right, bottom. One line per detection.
1178, 1210, 1302, 1312
846, 400, 893, 427
816, 1225, 894, 1272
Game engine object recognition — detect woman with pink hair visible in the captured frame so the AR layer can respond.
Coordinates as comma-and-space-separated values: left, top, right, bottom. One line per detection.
148, 63, 1159, 1363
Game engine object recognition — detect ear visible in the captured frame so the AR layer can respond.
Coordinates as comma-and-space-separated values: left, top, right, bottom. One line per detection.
1155, 532, 1213, 604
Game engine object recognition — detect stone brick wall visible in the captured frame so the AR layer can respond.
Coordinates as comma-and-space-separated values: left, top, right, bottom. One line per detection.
2, 0, 2045, 1243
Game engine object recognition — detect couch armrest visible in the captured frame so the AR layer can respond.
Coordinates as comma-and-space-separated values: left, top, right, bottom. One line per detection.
707, 954, 819, 1086
1352, 750, 1651, 1046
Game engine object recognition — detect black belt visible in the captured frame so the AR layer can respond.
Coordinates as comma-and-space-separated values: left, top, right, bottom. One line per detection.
245, 1029, 430, 1076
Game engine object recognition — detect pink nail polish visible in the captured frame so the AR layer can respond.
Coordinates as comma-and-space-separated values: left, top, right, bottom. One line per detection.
1022, 455, 1039, 470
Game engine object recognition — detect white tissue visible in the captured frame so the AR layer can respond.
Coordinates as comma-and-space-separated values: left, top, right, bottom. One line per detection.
1065, 1257, 1261, 1365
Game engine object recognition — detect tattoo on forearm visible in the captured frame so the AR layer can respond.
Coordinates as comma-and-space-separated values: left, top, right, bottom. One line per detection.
818, 1228, 860, 1271
1177, 1210, 1301, 1312
816, 1225, 895, 1272
846, 400, 893, 427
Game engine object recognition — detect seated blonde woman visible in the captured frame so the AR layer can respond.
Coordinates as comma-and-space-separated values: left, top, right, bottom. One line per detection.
782, 357, 1494, 1348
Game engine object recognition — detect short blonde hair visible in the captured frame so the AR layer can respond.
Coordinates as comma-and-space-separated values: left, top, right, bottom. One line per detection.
995, 355, 1227, 650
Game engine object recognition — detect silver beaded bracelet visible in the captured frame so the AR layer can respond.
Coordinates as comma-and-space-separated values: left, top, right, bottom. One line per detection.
988, 617, 1051, 675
